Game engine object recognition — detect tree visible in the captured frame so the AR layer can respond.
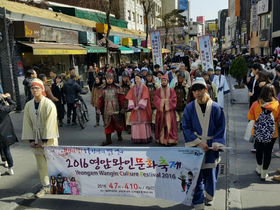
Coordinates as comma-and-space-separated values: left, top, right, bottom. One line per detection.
140, 0, 155, 48
229, 56, 248, 87
157, 9, 186, 49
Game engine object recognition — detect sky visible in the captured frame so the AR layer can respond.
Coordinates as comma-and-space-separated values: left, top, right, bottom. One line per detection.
188, 0, 229, 21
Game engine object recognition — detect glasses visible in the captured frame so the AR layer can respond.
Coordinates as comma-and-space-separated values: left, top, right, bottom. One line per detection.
31, 87, 41, 90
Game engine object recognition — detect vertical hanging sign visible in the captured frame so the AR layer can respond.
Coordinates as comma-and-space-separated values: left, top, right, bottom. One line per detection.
149, 30, 163, 71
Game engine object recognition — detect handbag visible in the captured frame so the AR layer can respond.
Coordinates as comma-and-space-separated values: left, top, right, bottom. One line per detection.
244, 120, 254, 141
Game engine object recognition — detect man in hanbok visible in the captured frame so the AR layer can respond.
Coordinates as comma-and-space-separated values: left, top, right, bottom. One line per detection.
212, 67, 230, 108
22, 78, 59, 198
154, 74, 178, 145
97, 72, 126, 146
182, 77, 226, 210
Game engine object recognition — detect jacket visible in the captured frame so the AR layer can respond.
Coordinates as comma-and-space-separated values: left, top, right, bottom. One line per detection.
247, 100, 280, 138
0, 97, 18, 148
63, 79, 82, 103
44, 84, 58, 102
90, 85, 102, 108
52, 83, 66, 105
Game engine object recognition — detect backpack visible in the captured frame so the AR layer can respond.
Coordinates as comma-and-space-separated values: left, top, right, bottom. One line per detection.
254, 103, 275, 143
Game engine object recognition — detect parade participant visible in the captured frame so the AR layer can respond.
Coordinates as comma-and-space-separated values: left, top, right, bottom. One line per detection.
22, 78, 59, 198
141, 67, 148, 81
173, 72, 189, 130
0, 93, 17, 176
182, 77, 226, 209
212, 67, 230, 108
155, 70, 164, 87
180, 63, 191, 86
247, 84, 280, 181
131, 68, 144, 84
126, 74, 153, 143
52, 75, 66, 127
154, 74, 178, 145
163, 64, 169, 75
169, 69, 181, 88
97, 72, 126, 146
202, 71, 218, 102
207, 68, 215, 82
145, 70, 160, 132
120, 71, 134, 133
168, 66, 177, 83
90, 76, 103, 127
153, 64, 160, 77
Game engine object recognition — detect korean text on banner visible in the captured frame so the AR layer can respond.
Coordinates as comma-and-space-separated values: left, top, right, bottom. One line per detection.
45, 146, 204, 206
149, 30, 163, 71
198, 35, 214, 71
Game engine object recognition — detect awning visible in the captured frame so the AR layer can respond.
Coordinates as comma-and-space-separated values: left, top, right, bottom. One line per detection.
128, 46, 141, 53
148, 47, 170, 54
137, 46, 150, 53
20, 43, 87, 55
119, 46, 134, 54
81, 45, 107, 53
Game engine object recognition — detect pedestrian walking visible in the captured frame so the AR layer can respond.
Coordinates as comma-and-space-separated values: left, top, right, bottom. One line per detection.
90, 76, 103, 127
38, 74, 59, 103
182, 77, 226, 209
52, 75, 66, 127
247, 84, 280, 181
23, 69, 37, 103
0, 93, 17, 176
87, 66, 95, 92
126, 74, 153, 143
97, 72, 126, 146
63, 74, 82, 126
154, 74, 178, 145
22, 78, 59, 198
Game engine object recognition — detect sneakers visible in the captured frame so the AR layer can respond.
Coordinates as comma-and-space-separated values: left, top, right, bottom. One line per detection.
4, 161, 8, 168
6, 167, 14, 175
273, 175, 280, 181
35, 187, 50, 198
261, 169, 268, 181
255, 165, 261, 175
251, 148, 256, 153
275, 151, 280, 157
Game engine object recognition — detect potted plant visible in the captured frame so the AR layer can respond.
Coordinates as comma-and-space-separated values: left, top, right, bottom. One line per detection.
229, 56, 249, 103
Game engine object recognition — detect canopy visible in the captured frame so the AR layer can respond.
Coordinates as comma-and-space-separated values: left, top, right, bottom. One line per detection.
81, 45, 107, 53
128, 46, 141, 53
20, 42, 87, 55
137, 46, 150, 53
119, 46, 134, 54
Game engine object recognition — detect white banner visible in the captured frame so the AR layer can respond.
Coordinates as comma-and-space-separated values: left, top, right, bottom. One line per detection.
251, 5, 259, 32
149, 30, 163, 71
45, 146, 204, 206
198, 35, 214, 71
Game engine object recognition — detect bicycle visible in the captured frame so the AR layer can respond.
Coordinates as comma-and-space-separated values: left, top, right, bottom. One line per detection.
74, 91, 89, 129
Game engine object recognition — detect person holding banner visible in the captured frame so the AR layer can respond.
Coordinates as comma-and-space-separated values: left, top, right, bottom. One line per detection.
97, 72, 126, 146
154, 74, 178, 145
126, 74, 153, 143
182, 77, 226, 209
212, 67, 230, 109
22, 78, 59, 198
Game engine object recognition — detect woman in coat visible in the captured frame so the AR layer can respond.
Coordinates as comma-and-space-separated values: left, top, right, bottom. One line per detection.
0, 93, 18, 175
52, 75, 66, 127
90, 76, 103, 127
247, 84, 280, 180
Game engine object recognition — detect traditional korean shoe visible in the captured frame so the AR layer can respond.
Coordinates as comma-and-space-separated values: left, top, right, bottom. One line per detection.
101, 140, 112, 146
35, 187, 50, 198
94, 116, 100, 127
273, 175, 280, 181
261, 169, 268, 181
255, 164, 262, 175
6, 167, 14, 175
117, 132, 123, 141
4, 161, 8, 168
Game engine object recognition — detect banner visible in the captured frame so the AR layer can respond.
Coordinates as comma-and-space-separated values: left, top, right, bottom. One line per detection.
235, 0, 240, 17
198, 35, 214, 71
178, 0, 188, 21
251, 5, 259, 32
45, 146, 204, 206
149, 30, 163, 71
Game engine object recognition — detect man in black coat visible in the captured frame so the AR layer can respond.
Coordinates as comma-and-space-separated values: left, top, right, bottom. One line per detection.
0, 93, 17, 175
63, 74, 82, 125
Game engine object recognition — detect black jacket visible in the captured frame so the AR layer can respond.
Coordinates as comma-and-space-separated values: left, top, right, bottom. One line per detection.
63, 79, 82, 104
0, 97, 18, 148
52, 83, 66, 105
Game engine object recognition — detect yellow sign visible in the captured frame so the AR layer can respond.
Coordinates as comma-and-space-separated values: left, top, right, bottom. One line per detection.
209, 24, 218, 31
122, 38, 133, 46
96, 23, 108, 34
33, 49, 87, 55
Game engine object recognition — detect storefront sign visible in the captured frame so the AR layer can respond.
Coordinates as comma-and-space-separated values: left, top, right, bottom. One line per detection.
259, 29, 270, 41
133, 39, 141, 47
17, 61, 24, 77
251, 5, 259, 32
14, 21, 41, 38
109, 36, 120, 45
45, 146, 204, 206
79, 31, 95, 44
198, 35, 214, 70
209, 24, 217, 31
149, 30, 163, 70
96, 23, 108, 34
123, 38, 133, 46
258, 0, 269, 15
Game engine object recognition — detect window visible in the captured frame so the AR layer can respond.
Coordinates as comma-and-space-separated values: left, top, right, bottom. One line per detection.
137, 14, 139, 23
140, 15, 142, 24
260, 14, 270, 30
132, 12, 135, 22
128, 10, 131, 20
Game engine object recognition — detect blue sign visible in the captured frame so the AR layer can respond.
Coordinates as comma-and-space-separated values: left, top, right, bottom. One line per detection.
179, 0, 188, 11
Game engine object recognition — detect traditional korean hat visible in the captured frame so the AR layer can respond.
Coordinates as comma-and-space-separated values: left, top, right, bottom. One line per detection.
192, 77, 206, 91
31, 78, 44, 91
208, 67, 213, 71
170, 66, 177, 69
147, 70, 153, 76
202, 71, 208, 76
178, 72, 185, 78
215, 67, 221, 71
161, 74, 169, 81
141, 67, 148, 72
122, 71, 129, 77
106, 72, 114, 79
134, 68, 140, 73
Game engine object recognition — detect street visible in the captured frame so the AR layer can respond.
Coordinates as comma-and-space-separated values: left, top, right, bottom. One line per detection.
0, 76, 280, 210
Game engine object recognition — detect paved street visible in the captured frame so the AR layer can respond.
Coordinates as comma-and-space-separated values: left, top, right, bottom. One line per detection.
0, 76, 280, 210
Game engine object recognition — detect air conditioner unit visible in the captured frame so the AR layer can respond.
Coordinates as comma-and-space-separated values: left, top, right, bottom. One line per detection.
79, 31, 96, 44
